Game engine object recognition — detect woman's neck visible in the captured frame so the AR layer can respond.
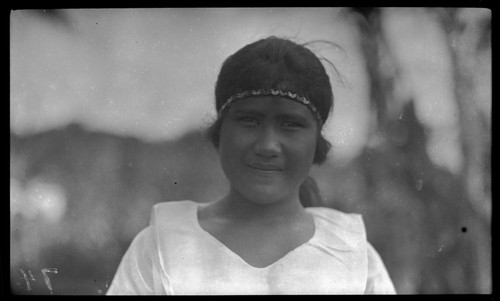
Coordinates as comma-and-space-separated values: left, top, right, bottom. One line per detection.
215, 188, 306, 224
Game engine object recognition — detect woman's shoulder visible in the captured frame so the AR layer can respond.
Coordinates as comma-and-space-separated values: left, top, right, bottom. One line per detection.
306, 206, 365, 231
151, 200, 198, 221
306, 206, 367, 251
149, 200, 201, 235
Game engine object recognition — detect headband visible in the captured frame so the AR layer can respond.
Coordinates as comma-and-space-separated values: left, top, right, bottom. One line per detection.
218, 89, 323, 124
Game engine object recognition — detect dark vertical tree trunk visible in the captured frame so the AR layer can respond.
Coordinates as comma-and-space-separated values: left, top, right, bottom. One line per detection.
432, 7, 491, 293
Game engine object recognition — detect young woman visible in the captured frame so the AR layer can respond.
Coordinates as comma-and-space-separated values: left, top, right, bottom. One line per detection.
107, 36, 396, 295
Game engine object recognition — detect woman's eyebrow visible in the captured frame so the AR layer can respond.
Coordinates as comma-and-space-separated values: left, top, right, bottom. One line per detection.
276, 112, 313, 123
232, 109, 314, 123
232, 109, 265, 117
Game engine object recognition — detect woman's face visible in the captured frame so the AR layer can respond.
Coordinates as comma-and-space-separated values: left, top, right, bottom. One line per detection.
218, 96, 318, 205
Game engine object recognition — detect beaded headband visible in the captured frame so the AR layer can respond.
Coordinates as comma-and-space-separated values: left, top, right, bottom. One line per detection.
219, 89, 323, 124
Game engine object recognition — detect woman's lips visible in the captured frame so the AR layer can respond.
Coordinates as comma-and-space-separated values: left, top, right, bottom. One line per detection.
247, 163, 283, 172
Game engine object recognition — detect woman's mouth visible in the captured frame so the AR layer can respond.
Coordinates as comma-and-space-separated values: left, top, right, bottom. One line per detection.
247, 163, 283, 172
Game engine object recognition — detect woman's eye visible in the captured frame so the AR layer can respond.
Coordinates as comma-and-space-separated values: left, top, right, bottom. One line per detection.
237, 116, 260, 126
282, 120, 304, 129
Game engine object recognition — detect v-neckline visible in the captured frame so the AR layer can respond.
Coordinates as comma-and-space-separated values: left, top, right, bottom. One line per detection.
193, 202, 318, 270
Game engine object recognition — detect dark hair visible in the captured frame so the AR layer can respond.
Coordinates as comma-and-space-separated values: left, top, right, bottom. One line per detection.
207, 36, 335, 207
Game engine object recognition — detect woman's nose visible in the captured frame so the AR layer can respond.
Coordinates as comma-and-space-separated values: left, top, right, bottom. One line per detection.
253, 126, 281, 157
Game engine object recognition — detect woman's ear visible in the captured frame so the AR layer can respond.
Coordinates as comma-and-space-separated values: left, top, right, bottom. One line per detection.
206, 117, 223, 149
313, 133, 331, 164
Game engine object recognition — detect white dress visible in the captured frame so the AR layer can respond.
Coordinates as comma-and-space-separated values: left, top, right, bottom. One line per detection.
107, 200, 396, 295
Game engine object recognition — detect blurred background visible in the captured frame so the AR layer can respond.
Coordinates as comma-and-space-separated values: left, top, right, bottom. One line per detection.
10, 8, 491, 294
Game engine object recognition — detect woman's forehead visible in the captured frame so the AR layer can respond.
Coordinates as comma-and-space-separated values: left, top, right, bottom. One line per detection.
230, 96, 315, 117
